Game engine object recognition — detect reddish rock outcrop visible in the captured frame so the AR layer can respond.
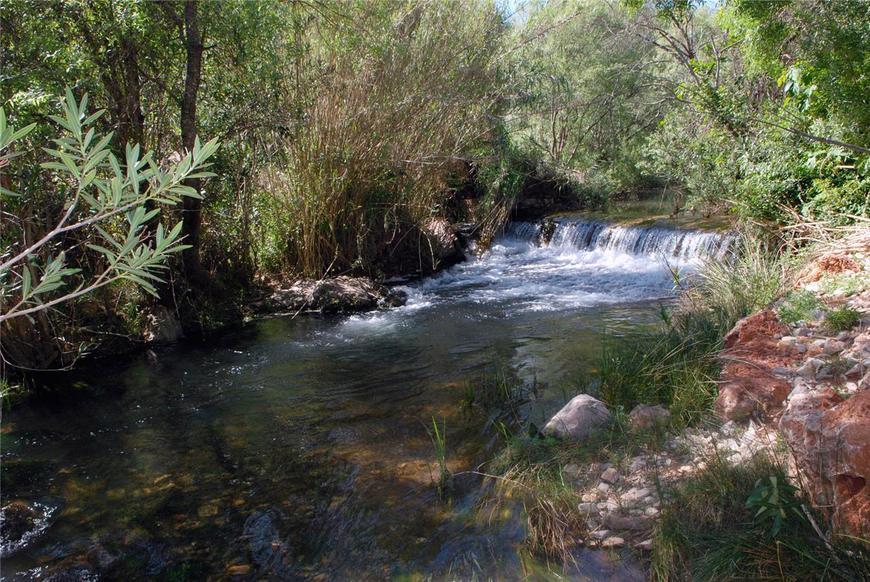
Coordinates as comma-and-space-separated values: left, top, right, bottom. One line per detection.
798, 254, 861, 285
715, 310, 797, 420
780, 389, 870, 536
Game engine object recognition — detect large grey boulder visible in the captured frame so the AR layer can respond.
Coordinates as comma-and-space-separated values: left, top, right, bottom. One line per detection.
542, 394, 612, 441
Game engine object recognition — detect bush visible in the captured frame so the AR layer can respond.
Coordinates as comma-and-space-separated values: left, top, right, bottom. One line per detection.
825, 306, 861, 332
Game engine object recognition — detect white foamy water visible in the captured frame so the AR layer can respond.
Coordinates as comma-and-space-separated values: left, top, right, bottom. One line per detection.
506, 218, 733, 260
394, 219, 730, 314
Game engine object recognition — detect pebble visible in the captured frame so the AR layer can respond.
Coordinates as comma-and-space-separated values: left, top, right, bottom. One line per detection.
601, 536, 625, 549
597, 482, 611, 493
824, 340, 846, 355
621, 487, 650, 503
635, 539, 653, 551
577, 502, 597, 514
563, 463, 583, 480
796, 358, 823, 379
600, 467, 620, 484
581, 492, 598, 503
590, 529, 611, 540
644, 507, 659, 517
629, 457, 646, 472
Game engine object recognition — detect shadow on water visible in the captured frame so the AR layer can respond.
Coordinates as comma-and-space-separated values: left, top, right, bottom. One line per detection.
1, 223, 730, 579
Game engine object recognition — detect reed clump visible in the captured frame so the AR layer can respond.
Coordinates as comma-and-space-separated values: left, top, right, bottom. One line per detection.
255, 1, 505, 278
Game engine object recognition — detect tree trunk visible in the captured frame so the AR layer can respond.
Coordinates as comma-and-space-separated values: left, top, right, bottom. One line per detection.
180, 0, 205, 283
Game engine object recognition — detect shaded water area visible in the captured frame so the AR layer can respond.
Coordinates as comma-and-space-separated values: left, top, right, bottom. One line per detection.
2, 218, 731, 580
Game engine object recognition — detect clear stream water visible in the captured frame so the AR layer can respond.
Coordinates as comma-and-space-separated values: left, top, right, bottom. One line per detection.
1, 218, 731, 580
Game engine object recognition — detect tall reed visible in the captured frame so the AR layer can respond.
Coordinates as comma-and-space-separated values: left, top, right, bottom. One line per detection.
256, 1, 506, 277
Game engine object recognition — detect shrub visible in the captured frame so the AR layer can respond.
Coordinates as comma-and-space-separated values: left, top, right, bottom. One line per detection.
255, 1, 504, 277
825, 306, 861, 332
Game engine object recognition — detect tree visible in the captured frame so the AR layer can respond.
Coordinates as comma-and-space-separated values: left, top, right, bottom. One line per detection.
155, 0, 207, 282
0, 90, 218, 323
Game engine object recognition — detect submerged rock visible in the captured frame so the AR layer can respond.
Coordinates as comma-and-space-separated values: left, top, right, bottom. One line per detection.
542, 394, 612, 442
1, 500, 58, 558
141, 305, 184, 343
241, 509, 296, 578
0, 501, 38, 554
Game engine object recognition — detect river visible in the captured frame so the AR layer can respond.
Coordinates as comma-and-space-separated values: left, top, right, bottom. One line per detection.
1, 217, 731, 580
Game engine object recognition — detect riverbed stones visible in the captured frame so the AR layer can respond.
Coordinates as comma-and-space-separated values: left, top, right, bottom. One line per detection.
620, 487, 651, 505
577, 502, 598, 515
542, 394, 612, 441
600, 536, 625, 549
635, 539, 653, 551
603, 514, 651, 532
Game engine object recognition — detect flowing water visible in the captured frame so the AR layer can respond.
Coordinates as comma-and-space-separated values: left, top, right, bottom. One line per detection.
1, 218, 732, 580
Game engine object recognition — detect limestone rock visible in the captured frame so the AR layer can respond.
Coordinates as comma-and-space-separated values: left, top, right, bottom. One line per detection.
542, 394, 612, 442
256, 276, 405, 315
421, 218, 464, 267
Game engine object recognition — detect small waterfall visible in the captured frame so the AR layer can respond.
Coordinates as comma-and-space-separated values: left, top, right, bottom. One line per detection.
504, 218, 733, 260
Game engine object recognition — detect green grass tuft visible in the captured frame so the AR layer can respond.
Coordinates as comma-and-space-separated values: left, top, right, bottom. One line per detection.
779, 289, 824, 325
824, 306, 861, 332
427, 416, 451, 496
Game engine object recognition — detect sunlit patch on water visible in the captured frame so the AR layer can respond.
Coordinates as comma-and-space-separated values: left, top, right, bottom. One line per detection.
0, 501, 60, 558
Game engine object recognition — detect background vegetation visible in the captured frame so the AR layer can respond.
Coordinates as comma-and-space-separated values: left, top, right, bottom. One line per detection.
1, 0, 867, 372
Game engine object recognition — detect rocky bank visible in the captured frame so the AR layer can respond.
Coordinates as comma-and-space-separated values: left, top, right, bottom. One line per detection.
539, 244, 870, 549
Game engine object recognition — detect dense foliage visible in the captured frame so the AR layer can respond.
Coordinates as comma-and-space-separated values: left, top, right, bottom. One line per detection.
1, 0, 867, 371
